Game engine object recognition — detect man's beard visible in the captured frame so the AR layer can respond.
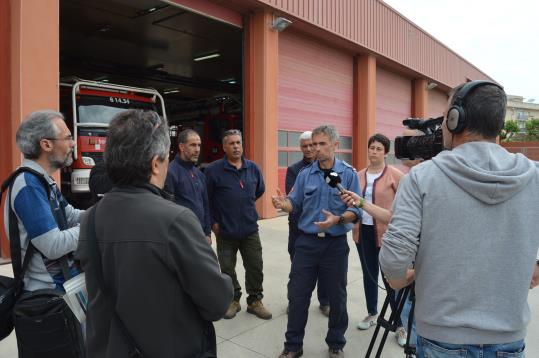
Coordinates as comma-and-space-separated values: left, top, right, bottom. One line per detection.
50, 151, 73, 170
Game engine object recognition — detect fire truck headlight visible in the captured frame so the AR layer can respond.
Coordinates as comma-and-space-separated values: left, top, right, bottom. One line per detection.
82, 156, 96, 166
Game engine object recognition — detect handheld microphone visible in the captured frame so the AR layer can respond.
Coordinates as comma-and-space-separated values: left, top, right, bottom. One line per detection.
324, 171, 346, 194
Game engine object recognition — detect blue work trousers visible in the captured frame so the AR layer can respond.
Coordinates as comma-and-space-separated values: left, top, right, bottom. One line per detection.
285, 233, 349, 351
288, 223, 329, 307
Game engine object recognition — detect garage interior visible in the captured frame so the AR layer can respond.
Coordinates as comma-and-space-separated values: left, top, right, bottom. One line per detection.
60, 0, 244, 164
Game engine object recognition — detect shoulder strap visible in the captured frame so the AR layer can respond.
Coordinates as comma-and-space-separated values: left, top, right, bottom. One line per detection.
1, 167, 71, 286
87, 205, 144, 358
1, 167, 51, 197
1, 169, 41, 296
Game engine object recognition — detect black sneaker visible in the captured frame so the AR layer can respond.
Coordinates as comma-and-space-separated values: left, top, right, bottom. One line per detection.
278, 348, 303, 358
328, 348, 344, 358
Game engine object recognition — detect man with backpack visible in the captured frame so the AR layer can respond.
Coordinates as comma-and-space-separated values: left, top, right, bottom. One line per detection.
4, 109, 82, 292
2, 110, 85, 356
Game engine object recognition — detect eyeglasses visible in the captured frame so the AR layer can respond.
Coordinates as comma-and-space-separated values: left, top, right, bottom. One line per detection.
45, 135, 74, 142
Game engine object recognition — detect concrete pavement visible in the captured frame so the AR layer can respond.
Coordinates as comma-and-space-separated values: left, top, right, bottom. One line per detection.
1, 215, 538, 357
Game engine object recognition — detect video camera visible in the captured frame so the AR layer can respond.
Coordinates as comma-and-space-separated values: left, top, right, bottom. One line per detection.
394, 116, 444, 160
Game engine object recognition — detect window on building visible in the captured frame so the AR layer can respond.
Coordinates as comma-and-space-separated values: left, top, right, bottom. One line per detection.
517, 111, 529, 120
277, 130, 353, 167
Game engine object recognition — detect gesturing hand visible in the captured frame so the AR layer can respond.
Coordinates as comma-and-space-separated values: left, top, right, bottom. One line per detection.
271, 188, 288, 210
314, 209, 339, 231
212, 223, 220, 236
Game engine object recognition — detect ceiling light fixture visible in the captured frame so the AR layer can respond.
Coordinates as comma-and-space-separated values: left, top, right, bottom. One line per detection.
194, 53, 221, 62
164, 88, 180, 94
271, 16, 292, 32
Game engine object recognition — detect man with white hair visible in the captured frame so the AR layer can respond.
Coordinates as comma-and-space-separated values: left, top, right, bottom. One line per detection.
4, 110, 83, 292
285, 131, 329, 316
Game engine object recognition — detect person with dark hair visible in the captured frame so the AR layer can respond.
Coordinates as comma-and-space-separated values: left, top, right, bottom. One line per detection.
351, 133, 407, 345
272, 125, 361, 358
380, 81, 539, 357
76, 110, 233, 358
165, 129, 211, 244
204, 129, 272, 320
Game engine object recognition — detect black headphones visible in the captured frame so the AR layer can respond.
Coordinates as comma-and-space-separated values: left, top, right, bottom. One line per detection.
446, 80, 504, 134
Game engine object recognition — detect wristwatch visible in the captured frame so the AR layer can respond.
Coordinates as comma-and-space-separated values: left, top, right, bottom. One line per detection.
338, 215, 346, 225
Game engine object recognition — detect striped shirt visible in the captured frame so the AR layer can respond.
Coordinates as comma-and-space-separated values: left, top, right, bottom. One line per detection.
3, 159, 83, 291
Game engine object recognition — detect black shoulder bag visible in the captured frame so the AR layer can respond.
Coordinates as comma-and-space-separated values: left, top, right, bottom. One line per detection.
86, 205, 144, 358
1, 167, 85, 357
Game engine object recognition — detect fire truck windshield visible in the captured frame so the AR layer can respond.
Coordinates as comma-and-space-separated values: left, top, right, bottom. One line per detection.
76, 95, 158, 125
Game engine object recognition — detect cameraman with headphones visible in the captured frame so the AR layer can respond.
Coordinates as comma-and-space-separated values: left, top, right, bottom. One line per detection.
378, 81, 539, 357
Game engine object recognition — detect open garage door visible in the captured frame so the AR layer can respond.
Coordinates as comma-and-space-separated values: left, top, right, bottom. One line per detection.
60, 0, 243, 207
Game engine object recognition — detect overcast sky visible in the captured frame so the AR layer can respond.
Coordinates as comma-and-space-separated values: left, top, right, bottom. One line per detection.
383, 0, 539, 101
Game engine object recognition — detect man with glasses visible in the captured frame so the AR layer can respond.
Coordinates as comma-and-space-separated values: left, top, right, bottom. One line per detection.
4, 110, 83, 293
205, 129, 272, 320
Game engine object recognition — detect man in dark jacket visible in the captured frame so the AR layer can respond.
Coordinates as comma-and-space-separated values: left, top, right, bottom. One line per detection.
77, 110, 233, 358
205, 129, 272, 320
165, 129, 211, 244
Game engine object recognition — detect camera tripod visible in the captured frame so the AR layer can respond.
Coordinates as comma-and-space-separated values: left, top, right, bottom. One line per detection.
365, 283, 416, 358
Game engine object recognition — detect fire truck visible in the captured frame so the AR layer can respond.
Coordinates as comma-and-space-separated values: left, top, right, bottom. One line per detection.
60, 80, 166, 208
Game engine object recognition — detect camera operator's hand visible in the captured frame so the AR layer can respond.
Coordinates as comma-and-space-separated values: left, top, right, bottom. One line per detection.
531, 263, 539, 289
314, 209, 339, 231
386, 268, 415, 290
341, 190, 361, 207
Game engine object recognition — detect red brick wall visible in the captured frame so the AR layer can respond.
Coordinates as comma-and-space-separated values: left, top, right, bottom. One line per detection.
501, 142, 539, 161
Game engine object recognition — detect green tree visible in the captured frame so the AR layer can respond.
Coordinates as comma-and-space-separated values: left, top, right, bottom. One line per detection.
525, 118, 539, 141
501, 120, 520, 141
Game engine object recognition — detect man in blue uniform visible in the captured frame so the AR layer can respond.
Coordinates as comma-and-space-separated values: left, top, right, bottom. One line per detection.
273, 125, 361, 358
165, 129, 211, 244
285, 131, 329, 317
205, 129, 272, 320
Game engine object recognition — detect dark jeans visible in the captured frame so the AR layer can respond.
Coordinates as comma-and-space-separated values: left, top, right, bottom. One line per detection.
416, 337, 525, 358
285, 233, 349, 351
356, 224, 402, 327
288, 224, 329, 306
216, 231, 264, 305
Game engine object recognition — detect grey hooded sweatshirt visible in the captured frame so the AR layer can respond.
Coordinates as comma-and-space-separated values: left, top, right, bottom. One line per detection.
379, 141, 539, 345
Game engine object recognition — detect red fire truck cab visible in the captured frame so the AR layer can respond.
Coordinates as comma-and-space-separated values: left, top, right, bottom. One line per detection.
60, 80, 166, 208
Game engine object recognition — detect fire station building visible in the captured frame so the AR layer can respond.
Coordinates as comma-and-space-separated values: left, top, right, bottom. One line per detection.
0, 0, 494, 259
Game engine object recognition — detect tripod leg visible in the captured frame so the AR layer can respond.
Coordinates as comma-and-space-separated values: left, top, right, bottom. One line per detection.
375, 287, 408, 358
365, 292, 391, 358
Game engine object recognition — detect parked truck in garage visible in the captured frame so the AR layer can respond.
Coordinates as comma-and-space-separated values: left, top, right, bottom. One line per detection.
60, 79, 166, 208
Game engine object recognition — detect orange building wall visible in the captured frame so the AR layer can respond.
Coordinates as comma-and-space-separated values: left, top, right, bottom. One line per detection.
1, 0, 59, 259
254, 0, 495, 88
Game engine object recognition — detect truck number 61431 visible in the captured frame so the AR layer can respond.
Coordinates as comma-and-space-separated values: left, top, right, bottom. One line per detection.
109, 97, 130, 104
